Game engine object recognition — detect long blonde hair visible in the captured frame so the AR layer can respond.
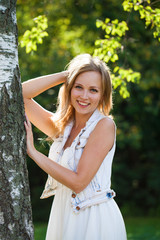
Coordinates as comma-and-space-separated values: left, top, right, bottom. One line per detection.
51, 54, 112, 137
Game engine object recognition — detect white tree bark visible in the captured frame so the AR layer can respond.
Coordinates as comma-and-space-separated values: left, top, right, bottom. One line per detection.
0, 1, 34, 239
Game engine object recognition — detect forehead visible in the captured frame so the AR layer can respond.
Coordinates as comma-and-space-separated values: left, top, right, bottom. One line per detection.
75, 71, 102, 88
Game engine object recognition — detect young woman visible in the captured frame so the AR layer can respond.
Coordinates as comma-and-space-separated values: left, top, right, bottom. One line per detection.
23, 54, 127, 240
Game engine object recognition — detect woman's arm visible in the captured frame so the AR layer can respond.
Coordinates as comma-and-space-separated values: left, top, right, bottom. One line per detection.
22, 71, 68, 137
24, 115, 115, 194
22, 71, 68, 99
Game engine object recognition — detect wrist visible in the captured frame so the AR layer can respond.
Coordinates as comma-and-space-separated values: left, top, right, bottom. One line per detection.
27, 145, 37, 159
61, 70, 68, 80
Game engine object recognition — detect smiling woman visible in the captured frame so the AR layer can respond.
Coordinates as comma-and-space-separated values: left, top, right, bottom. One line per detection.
22, 53, 127, 240
70, 71, 102, 118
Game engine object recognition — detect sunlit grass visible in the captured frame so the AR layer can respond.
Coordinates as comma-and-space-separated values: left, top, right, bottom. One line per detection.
34, 217, 160, 240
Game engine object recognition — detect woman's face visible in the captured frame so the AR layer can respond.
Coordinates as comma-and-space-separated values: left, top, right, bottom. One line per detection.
70, 71, 102, 117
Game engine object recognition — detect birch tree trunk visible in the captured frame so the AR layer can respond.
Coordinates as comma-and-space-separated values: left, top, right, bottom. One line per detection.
0, 0, 34, 239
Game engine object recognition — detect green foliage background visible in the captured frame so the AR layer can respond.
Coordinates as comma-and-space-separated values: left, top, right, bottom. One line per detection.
17, 0, 160, 222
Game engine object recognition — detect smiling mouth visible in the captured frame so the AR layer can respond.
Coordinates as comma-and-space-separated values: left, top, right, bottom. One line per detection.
77, 100, 90, 107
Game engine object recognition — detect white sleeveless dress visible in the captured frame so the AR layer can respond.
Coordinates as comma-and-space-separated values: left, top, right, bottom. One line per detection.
43, 110, 127, 240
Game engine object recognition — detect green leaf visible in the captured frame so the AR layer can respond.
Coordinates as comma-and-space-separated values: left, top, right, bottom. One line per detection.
113, 66, 119, 73
96, 19, 103, 28
94, 13, 142, 99
119, 85, 130, 98
105, 18, 110, 24
20, 15, 48, 54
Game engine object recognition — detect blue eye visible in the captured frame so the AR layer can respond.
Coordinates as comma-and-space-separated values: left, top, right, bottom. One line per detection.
90, 88, 98, 93
75, 85, 82, 89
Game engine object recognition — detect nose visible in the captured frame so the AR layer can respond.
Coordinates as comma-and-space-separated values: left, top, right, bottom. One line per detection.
81, 89, 88, 99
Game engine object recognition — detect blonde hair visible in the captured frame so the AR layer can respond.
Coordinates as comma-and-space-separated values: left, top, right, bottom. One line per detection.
51, 54, 112, 138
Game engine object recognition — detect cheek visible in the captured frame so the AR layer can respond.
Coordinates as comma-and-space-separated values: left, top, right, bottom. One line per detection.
92, 94, 102, 104
71, 88, 79, 99
70, 89, 77, 104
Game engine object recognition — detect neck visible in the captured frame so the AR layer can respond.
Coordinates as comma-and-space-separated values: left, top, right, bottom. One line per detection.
73, 111, 93, 129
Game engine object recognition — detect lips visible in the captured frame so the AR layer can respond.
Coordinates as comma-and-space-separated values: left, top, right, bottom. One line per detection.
77, 100, 90, 107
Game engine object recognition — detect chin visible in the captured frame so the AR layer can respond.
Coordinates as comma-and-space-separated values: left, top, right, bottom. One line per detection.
74, 107, 95, 116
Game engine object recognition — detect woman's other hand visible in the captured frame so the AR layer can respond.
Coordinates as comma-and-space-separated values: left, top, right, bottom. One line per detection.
24, 114, 36, 158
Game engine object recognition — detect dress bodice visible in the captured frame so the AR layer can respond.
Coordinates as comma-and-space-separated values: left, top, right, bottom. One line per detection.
41, 109, 116, 212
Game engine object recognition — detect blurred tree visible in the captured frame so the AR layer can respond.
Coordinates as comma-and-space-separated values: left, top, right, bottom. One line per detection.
0, 1, 34, 238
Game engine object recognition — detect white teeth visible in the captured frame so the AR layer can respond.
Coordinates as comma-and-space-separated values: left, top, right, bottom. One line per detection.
78, 101, 89, 106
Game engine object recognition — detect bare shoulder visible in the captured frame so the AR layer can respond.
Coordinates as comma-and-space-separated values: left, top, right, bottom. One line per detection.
86, 116, 115, 153
92, 116, 115, 136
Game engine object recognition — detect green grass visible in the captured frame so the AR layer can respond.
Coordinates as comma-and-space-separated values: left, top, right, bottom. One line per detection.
34, 217, 160, 240
34, 223, 47, 240
126, 217, 160, 240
